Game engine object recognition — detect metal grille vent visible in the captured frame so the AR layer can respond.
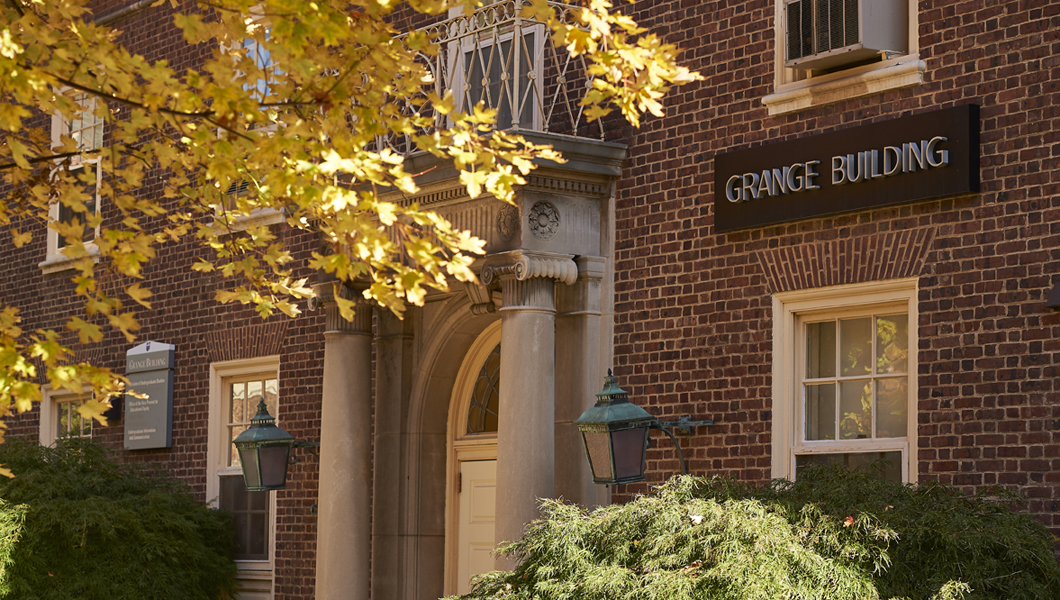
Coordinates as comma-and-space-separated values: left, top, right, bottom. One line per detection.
789, 0, 860, 60
784, 0, 906, 71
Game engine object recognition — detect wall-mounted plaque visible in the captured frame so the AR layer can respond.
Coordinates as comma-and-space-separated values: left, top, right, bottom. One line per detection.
124, 341, 175, 450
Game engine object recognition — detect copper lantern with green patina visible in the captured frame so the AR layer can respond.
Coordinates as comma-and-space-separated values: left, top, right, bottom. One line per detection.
233, 398, 295, 492
574, 370, 654, 484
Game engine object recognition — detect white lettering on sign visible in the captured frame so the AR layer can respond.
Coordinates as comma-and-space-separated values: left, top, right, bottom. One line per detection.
725, 137, 949, 203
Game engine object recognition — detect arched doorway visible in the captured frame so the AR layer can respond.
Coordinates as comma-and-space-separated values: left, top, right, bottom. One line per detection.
445, 321, 501, 595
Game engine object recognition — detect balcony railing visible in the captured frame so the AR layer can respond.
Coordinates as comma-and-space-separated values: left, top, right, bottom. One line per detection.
383, 0, 603, 154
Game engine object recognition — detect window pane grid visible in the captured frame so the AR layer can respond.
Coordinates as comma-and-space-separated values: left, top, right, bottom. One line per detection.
68, 93, 103, 152
802, 313, 908, 442
226, 376, 278, 468
56, 396, 92, 439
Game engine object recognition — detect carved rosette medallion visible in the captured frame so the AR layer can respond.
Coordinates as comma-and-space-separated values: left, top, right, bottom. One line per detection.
497, 204, 520, 241
528, 201, 559, 240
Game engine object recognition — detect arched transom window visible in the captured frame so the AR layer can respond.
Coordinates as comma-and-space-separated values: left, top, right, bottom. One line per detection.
465, 344, 500, 434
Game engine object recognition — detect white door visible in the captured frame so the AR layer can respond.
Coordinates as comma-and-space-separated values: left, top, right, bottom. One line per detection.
457, 459, 497, 595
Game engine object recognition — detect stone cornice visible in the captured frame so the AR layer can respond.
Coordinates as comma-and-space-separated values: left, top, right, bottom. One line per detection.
480, 249, 578, 286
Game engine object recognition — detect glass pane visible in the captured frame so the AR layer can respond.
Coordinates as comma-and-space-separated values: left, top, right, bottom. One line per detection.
839, 317, 872, 376
228, 424, 247, 467
247, 380, 263, 407
220, 475, 270, 561
248, 513, 267, 557
219, 475, 247, 512
875, 377, 908, 438
57, 403, 69, 437
806, 321, 836, 378
230, 382, 246, 423
839, 380, 872, 440
466, 345, 500, 434
876, 314, 908, 374
804, 383, 836, 440
264, 378, 278, 417
796, 451, 903, 482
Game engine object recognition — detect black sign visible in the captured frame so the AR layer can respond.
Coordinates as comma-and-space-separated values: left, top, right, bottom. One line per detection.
714, 105, 979, 232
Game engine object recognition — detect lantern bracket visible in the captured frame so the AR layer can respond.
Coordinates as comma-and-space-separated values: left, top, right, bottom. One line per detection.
648, 417, 714, 475
288, 440, 321, 464
655, 416, 714, 436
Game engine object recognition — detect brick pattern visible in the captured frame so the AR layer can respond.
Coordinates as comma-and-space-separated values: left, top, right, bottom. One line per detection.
0, 3, 324, 597
609, 0, 1060, 536
756, 227, 936, 293
206, 321, 290, 363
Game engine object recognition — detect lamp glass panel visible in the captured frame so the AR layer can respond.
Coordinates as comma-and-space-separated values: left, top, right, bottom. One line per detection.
237, 445, 262, 488
258, 445, 290, 488
582, 431, 613, 481
612, 427, 648, 480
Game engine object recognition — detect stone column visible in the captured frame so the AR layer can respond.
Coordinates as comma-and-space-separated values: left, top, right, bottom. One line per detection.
311, 281, 373, 600
371, 309, 417, 600
481, 250, 578, 570
554, 256, 606, 507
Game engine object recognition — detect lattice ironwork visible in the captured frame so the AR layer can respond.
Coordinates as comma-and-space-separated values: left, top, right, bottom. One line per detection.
383, 0, 603, 154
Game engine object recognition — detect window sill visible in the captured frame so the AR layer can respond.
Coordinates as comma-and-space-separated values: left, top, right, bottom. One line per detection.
211, 207, 285, 233
39, 244, 101, 275
763, 56, 926, 116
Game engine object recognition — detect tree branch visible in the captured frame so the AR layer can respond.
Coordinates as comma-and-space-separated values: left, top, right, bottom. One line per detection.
43, 71, 216, 120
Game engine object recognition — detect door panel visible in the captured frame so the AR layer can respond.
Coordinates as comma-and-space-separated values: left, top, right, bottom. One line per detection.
457, 459, 497, 595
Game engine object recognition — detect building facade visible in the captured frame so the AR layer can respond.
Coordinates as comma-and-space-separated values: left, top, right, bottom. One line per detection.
2, 1, 1058, 600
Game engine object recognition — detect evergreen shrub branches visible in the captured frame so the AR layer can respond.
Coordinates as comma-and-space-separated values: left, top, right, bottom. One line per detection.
460, 467, 1060, 600
0, 438, 236, 600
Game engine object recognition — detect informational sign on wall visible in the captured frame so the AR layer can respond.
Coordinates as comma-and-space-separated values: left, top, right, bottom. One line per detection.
713, 105, 980, 232
124, 341, 175, 450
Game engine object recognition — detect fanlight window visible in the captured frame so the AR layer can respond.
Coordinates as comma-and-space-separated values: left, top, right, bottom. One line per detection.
465, 344, 500, 434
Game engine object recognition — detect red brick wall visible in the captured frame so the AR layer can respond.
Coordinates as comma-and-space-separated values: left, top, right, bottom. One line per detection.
0, 2, 325, 597
609, 0, 1060, 535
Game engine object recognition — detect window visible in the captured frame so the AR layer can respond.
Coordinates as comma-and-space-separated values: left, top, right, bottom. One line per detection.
772, 278, 917, 483
43, 91, 102, 273
764, 0, 924, 115
39, 388, 93, 446
242, 31, 281, 103
446, 6, 544, 130
208, 357, 280, 599
210, 12, 284, 232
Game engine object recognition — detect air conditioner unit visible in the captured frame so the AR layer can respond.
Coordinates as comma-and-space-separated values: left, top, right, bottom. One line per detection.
785, 0, 907, 71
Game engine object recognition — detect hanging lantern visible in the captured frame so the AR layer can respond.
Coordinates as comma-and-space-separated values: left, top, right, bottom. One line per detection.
574, 370, 655, 484
233, 398, 295, 491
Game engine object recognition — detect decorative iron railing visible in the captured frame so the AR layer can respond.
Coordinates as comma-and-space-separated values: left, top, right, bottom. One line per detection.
383, 0, 602, 154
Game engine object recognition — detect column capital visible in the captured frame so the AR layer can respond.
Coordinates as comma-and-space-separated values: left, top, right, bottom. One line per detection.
480, 250, 578, 287
310, 279, 372, 334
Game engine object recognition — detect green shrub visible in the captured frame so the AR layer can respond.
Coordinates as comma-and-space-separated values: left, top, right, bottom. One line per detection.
462, 467, 1060, 600
0, 438, 236, 600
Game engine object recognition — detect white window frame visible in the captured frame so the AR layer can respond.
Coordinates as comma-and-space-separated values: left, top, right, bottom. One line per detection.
446, 5, 545, 131
771, 277, 918, 483
39, 386, 93, 447
207, 355, 280, 598
42, 90, 103, 274
764, 0, 924, 116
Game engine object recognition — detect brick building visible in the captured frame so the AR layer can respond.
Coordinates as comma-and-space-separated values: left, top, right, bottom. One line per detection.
2, 1, 1058, 600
